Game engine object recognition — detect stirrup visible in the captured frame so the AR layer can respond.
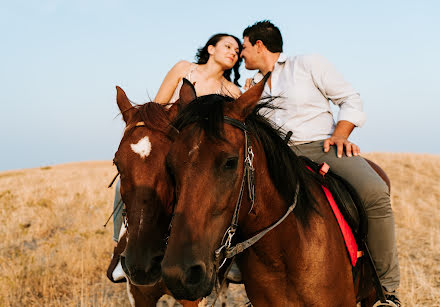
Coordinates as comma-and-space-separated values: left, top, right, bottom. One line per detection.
373, 292, 401, 307
372, 300, 399, 307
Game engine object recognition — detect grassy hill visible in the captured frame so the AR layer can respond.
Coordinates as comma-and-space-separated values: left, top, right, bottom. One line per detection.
0, 153, 439, 306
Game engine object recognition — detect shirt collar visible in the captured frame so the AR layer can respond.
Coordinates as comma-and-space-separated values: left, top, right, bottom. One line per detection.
277, 52, 287, 63
253, 52, 287, 83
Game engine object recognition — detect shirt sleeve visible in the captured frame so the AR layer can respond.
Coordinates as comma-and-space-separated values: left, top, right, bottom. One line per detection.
306, 54, 366, 127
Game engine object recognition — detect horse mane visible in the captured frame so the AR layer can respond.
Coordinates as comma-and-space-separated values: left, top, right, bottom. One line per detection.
125, 101, 173, 136
171, 95, 319, 225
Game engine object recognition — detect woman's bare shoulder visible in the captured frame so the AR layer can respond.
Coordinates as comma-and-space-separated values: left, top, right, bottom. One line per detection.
224, 80, 242, 98
168, 60, 194, 79
169, 60, 193, 77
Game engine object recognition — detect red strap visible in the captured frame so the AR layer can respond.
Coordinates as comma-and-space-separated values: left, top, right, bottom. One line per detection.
306, 163, 359, 266
322, 185, 359, 266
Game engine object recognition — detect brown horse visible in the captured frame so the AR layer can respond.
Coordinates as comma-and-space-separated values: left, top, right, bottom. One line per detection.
113, 86, 199, 306
161, 77, 381, 306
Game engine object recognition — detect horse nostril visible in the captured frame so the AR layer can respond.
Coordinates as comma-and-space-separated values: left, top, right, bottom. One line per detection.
185, 264, 205, 286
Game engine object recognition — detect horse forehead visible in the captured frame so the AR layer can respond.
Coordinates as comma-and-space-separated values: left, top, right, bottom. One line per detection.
171, 129, 202, 157
130, 136, 152, 159
184, 132, 221, 158
187, 138, 203, 158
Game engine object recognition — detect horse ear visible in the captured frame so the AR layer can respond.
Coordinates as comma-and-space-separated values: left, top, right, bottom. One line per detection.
179, 78, 197, 107
116, 86, 136, 123
229, 72, 271, 120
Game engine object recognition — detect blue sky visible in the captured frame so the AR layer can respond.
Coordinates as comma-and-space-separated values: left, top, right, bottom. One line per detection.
1, 0, 439, 171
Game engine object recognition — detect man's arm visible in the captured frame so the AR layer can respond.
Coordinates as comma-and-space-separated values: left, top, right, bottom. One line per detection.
309, 54, 366, 128
323, 120, 360, 158
308, 55, 365, 158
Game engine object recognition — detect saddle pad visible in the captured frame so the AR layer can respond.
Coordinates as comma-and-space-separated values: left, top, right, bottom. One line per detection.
306, 165, 358, 266
321, 184, 358, 266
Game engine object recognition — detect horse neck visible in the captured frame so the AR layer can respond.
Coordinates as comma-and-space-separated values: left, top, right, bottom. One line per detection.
235, 140, 355, 304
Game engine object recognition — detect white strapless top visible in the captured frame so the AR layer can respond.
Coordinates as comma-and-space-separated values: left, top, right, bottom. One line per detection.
169, 64, 229, 103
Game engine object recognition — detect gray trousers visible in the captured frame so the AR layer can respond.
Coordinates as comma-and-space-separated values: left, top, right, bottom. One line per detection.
112, 179, 123, 243
291, 140, 400, 291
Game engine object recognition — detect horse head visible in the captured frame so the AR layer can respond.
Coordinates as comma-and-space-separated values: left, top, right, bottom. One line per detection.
114, 86, 179, 286
113, 83, 196, 286
161, 75, 271, 300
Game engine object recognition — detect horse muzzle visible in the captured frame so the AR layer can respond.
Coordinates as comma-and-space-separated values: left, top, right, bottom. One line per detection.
161, 259, 215, 300
120, 251, 164, 286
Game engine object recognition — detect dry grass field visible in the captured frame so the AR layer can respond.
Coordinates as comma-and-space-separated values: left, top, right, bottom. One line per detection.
0, 153, 439, 306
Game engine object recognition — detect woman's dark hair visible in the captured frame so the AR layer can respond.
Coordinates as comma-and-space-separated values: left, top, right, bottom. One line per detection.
195, 33, 242, 86
243, 20, 283, 53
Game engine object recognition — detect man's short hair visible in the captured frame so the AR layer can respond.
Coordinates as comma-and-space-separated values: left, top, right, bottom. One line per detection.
243, 20, 283, 53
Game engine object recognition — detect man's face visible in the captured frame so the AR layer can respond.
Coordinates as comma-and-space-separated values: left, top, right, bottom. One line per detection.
240, 36, 259, 70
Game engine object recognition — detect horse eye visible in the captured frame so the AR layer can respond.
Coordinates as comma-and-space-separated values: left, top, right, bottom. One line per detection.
224, 157, 238, 170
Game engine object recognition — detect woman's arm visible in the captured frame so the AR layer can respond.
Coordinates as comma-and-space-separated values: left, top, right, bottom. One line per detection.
154, 60, 192, 104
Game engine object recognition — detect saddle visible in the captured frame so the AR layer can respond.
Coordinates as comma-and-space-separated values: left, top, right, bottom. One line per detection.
301, 156, 392, 303
300, 156, 368, 243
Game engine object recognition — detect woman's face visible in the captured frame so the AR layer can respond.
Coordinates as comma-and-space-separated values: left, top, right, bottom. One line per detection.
210, 36, 240, 69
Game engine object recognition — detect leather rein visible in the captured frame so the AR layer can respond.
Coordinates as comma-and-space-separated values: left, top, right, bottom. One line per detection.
214, 116, 300, 270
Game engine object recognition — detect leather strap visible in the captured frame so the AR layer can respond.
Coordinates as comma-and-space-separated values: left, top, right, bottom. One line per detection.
224, 183, 299, 259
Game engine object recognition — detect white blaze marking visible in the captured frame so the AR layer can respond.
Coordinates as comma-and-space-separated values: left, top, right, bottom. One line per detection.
131, 136, 152, 158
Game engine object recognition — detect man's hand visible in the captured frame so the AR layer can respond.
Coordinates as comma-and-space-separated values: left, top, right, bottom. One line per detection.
323, 135, 360, 158
243, 78, 254, 91
324, 120, 359, 158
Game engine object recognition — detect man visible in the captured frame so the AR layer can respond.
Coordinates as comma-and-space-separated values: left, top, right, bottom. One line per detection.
241, 20, 400, 306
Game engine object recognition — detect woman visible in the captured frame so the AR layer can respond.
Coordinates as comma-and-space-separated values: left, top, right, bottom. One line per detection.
155, 33, 242, 103
108, 33, 243, 283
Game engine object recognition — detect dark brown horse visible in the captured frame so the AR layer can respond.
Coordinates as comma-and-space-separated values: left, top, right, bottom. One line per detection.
113, 87, 200, 306
161, 77, 381, 306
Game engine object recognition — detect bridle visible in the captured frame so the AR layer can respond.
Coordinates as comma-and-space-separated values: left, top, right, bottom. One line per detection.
105, 121, 151, 233
214, 116, 300, 271
207, 116, 300, 306
213, 116, 255, 269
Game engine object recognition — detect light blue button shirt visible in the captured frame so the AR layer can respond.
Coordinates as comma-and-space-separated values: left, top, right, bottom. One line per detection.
253, 53, 366, 143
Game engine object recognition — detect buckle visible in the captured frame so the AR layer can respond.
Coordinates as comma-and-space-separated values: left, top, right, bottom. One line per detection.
319, 162, 330, 176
